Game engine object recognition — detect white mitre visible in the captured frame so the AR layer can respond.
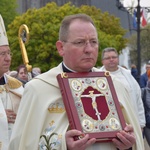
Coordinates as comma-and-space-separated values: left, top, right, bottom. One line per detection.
0, 14, 9, 46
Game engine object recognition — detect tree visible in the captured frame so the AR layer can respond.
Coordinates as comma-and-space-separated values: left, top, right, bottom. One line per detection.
7, 2, 127, 72
128, 24, 150, 65
0, 0, 18, 29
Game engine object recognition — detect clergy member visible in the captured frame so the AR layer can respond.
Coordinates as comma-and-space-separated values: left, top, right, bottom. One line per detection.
0, 14, 24, 150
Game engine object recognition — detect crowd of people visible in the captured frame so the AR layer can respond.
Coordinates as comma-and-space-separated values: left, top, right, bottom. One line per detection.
7, 65, 41, 87
0, 13, 150, 150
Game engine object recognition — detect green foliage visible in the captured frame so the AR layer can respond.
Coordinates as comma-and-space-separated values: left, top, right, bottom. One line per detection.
0, 0, 18, 29
128, 24, 150, 65
7, 2, 127, 72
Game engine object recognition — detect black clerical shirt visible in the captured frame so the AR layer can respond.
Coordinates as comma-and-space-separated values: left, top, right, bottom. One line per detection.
0, 76, 5, 85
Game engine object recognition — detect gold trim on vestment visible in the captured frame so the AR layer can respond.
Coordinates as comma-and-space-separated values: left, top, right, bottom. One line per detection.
7, 76, 22, 89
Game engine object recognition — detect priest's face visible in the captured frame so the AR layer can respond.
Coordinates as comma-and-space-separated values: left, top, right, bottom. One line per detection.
0, 45, 11, 77
102, 51, 119, 72
56, 19, 99, 72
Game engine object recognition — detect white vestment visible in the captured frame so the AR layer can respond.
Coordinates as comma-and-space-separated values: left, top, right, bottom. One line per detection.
100, 65, 146, 128
0, 74, 23, 150
9, 63, 144, 150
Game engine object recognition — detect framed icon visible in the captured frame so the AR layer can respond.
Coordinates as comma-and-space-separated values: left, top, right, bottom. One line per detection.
57, 72, 126, 142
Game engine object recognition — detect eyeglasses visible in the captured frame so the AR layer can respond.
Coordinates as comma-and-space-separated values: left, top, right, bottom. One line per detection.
0, 51, 13, 57
63, 39, 99, 48
103, 56, 118, 60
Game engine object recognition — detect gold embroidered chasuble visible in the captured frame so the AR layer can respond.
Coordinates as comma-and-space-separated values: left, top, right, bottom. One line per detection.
9, 64, 144, 150
0, 74, 23, 150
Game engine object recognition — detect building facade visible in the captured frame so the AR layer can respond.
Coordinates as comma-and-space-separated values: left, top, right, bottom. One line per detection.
17, 0, 134, 37
17, 0, 132, 68
17, 0, 91, 13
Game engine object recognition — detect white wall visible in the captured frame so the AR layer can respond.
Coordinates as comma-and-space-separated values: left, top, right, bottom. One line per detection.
119, 47, 130, 69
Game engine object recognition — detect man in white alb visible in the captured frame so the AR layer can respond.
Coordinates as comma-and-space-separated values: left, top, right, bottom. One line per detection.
99, 47, 148, 149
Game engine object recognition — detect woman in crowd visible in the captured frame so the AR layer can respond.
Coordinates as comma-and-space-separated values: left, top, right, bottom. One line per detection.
16, 64, 28, 86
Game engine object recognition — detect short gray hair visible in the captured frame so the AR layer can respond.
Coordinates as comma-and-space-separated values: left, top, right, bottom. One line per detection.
101, 47, 118, 60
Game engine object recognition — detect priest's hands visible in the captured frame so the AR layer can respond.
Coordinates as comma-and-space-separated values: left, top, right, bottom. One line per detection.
112, 124, 136, 150
66, 130, 96, 150
66, 125, 135, 150
5, 109, 16, 123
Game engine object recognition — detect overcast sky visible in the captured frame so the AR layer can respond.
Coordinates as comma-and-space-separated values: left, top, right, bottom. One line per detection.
122, 0, 150, 21
123, 0, 150, 7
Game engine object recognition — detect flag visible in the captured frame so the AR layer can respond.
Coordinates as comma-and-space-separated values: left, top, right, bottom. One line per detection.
133, 9, 137, 29
141, 8, 147, 27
